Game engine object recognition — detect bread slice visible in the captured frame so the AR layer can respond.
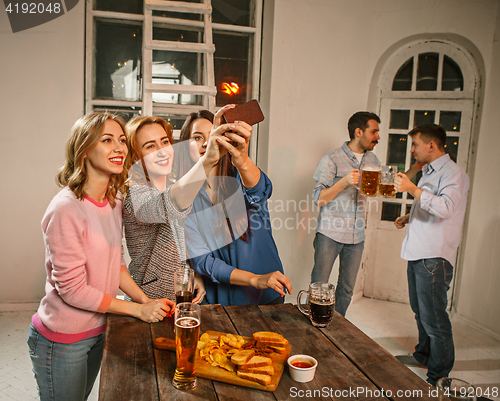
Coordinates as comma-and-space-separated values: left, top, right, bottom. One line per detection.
267, 344, 287, 354
237, 371, 272, 386
241, 355, 272, 368
238, 364, 274, 375
230, 349, 255, 365
253, 331, 286, 346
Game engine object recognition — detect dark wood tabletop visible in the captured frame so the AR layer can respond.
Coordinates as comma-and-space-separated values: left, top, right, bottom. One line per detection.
99, 303, 434, 401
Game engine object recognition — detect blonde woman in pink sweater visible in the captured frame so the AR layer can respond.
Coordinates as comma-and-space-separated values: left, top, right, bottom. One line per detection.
27, 112, 175, 401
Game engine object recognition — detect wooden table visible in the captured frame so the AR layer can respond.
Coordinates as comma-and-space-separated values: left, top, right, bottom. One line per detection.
99, 303, 434, 401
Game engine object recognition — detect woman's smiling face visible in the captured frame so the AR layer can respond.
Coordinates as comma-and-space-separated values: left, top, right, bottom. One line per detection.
189, 118, 212, 162
136, 123, 174, 179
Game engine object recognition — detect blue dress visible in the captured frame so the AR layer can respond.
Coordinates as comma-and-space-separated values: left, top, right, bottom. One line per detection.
184, 169, 284, 305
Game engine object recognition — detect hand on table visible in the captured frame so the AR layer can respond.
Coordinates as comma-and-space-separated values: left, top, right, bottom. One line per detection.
138, 298, 173, 323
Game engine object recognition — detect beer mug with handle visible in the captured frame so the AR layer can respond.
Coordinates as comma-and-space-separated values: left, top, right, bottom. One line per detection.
172, 302, 201, 390
360, 162, 381, 197
379, 165, 397, 198
297, 282, 335, 328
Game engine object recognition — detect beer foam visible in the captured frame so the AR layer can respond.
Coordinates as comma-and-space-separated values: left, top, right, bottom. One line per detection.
175, 317, 200, 328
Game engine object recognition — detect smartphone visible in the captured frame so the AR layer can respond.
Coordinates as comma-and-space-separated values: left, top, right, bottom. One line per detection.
222, 99, 265, 126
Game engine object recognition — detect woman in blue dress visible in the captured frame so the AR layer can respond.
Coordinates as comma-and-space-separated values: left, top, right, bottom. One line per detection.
178, 107, 292, 306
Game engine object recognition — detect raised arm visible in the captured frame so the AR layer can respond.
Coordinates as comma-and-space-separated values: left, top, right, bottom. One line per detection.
170, 105, 237, 210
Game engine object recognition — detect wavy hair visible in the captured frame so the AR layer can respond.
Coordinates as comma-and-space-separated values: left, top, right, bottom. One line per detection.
124, 116, 174, 191
56, 111, 128, 208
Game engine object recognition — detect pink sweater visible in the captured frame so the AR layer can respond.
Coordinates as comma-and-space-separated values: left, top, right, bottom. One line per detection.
33, 187, 125, 343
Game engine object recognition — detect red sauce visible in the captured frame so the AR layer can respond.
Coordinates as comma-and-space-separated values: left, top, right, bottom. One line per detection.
291, 361, 314, 369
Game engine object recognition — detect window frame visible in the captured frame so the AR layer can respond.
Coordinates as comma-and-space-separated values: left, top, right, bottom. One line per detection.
85, 0, 262, 157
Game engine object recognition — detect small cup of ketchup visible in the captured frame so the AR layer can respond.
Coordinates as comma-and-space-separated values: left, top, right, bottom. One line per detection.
287, 354, 318, 382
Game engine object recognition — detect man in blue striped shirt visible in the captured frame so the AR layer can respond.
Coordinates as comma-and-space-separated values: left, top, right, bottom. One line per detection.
311, 111, 380, 316
395, 124, 470, 386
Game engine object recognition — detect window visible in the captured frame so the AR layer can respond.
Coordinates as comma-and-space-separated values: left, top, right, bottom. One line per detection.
85, 0, 262, 140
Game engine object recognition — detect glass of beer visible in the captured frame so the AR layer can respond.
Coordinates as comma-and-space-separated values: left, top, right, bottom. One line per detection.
360, 164, 381, 197
172, 302, 201, 390
437, 378, 477, 401
379, 165, 397, 198
174, 267, 194, 304
297, 282, 335, 328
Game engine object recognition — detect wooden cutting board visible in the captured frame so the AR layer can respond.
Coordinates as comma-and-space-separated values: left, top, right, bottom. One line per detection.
154, 330, 290, 392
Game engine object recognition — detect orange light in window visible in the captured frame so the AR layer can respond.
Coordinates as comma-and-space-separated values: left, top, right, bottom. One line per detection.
221, 82, 239, 95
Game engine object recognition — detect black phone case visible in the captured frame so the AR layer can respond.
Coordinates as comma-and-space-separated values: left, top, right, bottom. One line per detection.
222, 100, 265, 126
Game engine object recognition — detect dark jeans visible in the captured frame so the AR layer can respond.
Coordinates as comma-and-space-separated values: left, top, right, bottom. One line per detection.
407, 258, 454, 386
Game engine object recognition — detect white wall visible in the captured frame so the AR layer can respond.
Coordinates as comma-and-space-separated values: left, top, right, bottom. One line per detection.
262, 0, 500, 335
453, 2, 500, 335
0, 2, 85, 306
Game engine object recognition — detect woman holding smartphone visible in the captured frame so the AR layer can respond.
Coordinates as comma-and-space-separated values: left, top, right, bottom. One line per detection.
178, 107, 292, 306
123, 114, 232, 302
28, 112, 174, 401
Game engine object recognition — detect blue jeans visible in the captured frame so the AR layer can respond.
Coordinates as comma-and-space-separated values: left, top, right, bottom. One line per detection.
407, 258, 454, 386
27, 323, 105, 401
311, 232, 364, 316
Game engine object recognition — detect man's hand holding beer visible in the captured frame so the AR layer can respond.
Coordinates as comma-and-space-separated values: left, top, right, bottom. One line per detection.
395, 172, 423, 201
317, 168, 360, 207
345, 169, 360, 186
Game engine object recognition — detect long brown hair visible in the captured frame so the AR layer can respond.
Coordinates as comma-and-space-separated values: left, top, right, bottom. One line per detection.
178, 110, 250, 242
178, 110, 236, 194
124, 115, 174, 192
57, 112, 128, 208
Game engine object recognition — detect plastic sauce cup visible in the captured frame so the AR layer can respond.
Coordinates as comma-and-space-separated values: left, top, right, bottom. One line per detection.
287, 355, 318, 382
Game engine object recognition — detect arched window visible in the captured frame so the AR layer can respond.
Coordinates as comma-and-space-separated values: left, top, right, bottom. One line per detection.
376, 40, 477, 223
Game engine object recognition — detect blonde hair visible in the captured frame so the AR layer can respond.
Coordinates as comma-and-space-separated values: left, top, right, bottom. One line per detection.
57, 111, 128, 208
124, 116, 174, 190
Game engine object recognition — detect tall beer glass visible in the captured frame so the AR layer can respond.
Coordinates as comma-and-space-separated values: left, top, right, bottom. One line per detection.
174, 267, 194, 304
360, 164, 381, 197
379, 165, 397, 198
172, 302, 201, 390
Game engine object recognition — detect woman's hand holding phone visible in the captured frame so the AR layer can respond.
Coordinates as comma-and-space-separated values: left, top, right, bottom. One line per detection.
202, 104, 235, 168
216, 120, 253, 170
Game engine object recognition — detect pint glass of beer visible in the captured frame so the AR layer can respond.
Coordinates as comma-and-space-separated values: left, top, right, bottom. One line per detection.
172, 302, 201, 390
297, 282, 335, 328
360, 164, 381, 197
174, 267, 194, 304
378, 165, 397, 198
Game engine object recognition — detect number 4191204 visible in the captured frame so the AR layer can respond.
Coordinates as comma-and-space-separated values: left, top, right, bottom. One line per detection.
5, 3, 62, 14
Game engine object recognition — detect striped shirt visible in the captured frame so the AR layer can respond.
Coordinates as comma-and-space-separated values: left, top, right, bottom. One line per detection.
123, 184, 191, 300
